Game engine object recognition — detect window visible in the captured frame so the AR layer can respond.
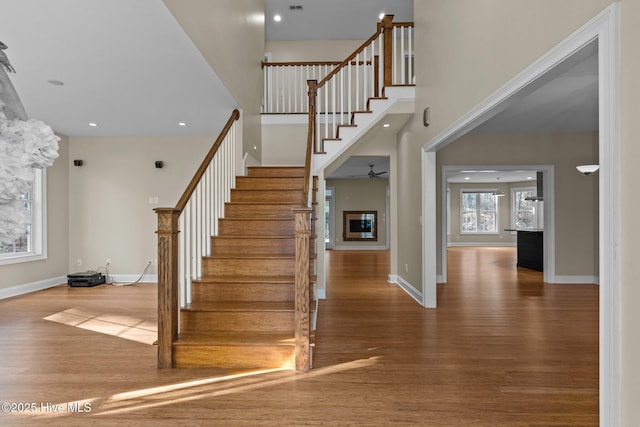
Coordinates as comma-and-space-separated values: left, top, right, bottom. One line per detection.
0, 169, 46, 265
461, 190, 498, 233
511, 187, 541, 230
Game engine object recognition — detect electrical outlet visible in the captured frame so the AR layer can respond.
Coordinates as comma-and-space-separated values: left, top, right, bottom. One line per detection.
405, 264, 409, 273
106, 258, 111, 265
146, 259, 153, 266
76, 258, 83, 267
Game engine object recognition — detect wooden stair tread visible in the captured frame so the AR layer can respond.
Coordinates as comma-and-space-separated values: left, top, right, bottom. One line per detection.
205, 253, 295, 259
184, 301, 295, 312
205, 252, 315, 259
211, 235, 296, 240
175, 331, 294, 346
226, 202, 300, 206
195, 275, 316, 284
194, 275, 295, 284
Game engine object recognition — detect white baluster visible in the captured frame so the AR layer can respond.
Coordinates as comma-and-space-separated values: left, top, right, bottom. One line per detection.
400, 26, 405, 85
339, 67, 344, 125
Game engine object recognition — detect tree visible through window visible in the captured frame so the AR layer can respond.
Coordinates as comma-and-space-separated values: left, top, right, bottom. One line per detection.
0, 189, 32, 255
512, 187, 540, 230
0, 169, 44, 264
461, 191, 497, 233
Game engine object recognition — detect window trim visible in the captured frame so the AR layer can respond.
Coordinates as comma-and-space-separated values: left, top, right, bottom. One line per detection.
459, 188, 500, 235
0, 168, 47, 265
510, 186, 539, 232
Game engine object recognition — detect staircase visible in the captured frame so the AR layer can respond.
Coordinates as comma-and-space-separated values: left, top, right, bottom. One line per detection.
171, 166, 316, 369
312, 85, 414, 173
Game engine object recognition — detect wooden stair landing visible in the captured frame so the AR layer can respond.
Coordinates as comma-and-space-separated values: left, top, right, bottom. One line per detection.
173, 166, 315, 369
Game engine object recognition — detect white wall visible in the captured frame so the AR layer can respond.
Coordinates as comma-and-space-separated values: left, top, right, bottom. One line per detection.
620, 1, 640, 422
262, 124, 307, 165
163, 0, 265, 162
266, 40, 364, 63
68, 135, 213, 276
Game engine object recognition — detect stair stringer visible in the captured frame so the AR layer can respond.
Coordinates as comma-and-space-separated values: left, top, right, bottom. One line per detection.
312, 86, 415, 174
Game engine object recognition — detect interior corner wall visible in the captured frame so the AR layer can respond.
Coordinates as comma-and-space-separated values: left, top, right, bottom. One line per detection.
0, 135, 69, 290
163, 0, 265, 162
67, 135, 213, 276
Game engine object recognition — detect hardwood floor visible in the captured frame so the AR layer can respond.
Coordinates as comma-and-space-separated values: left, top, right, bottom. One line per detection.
0, 247, 598, 426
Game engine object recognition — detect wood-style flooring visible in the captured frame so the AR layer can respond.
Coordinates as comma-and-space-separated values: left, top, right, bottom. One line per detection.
0, 247, 598, 426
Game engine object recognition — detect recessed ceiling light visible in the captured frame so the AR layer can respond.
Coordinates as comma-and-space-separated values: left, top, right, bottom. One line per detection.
274, 14, 282, 22
464, 177, 470, 180
383, 123, 390, 128
178, 122, 187, 127
88, 122, 97, 127
527, 176, 534, 180
47, 79, 64, 86
379, 12, 385, 20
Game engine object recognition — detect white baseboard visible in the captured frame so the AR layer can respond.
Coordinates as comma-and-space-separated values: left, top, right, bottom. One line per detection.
333, 246, 389, 251
0, 275, 66, 300
388, 274, 423, 305
551, 275, 599, 285
108, 274, 157, 284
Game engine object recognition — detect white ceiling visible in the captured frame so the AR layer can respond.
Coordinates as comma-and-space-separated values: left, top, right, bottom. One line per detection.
0, 0, 413, 138
446, 170, 538, 184
265, 0, 414, 41
472, 47, 598, 134
0, 0, 597, 149
0, 0, 237, 137
328, 156, 390, 180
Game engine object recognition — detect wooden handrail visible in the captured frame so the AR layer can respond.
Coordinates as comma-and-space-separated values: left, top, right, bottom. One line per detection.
317, 24, 386, 88
156, 108, 240, 368
302, 80, 317, 206
263, 61, 342, 68
175, 109, 240, 212
263, 60, 373, 68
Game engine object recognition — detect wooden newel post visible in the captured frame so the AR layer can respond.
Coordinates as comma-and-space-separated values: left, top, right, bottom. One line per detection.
382, 15, 394, 87
307, 79, 318, 153
293, 207, 312, 371
155, 208, 180, 368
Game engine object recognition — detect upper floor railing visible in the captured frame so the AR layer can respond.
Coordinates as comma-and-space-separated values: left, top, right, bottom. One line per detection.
262, 16, 413, 119
299, 16, 414, 204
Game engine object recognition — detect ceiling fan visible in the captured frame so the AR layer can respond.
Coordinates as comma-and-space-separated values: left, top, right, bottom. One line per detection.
361, 164, 387, 179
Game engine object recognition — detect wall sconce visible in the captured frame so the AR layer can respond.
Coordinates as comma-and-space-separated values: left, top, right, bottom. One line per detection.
576, 164, 599, 176
73, 160, 83, 166
155, 161, 164, 169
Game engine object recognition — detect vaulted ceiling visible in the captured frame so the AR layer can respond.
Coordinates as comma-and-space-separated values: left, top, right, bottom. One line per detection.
1, 0, 596, 147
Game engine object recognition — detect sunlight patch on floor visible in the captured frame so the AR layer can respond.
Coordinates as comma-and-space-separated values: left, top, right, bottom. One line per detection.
44, 307, 157, 345
93, 356, 381, 416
